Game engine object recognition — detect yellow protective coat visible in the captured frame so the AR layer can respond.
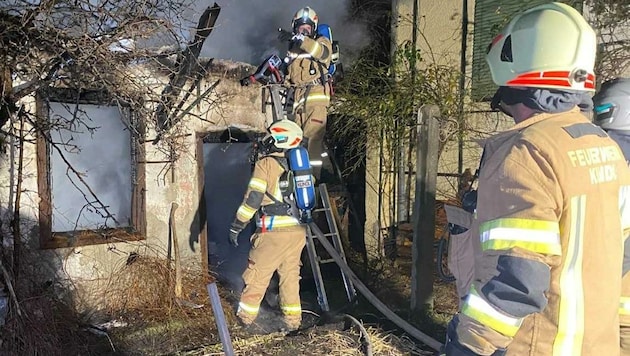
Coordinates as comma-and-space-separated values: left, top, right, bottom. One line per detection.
455, 108, 630, 355
233, 154, 306, 327
286, 35, 332, 177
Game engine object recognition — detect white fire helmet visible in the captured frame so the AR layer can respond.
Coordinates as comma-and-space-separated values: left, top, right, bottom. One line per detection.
267, 120, 303, 149
486, 2, 596, 92
292, 7, 318, 35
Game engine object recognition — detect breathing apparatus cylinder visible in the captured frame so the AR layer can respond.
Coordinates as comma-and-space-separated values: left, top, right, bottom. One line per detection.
287, 146, 316, 223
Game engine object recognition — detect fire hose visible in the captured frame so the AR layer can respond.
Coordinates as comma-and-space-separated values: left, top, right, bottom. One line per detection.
307, 222, 444, 352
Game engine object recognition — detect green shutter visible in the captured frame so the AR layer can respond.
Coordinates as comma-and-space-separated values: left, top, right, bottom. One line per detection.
471, 0, 584, 101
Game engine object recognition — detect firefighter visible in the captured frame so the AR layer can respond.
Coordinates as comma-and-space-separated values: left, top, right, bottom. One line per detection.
592, 77, 630, 355
278, 6, 333, 180
443, 3, 630, 355
229, 120, 307, 332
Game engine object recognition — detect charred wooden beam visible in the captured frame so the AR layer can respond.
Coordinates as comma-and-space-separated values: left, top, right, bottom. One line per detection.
154, 3, 221, 141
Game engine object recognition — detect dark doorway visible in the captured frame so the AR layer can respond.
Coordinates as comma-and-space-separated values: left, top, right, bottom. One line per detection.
202, 128, 261, 293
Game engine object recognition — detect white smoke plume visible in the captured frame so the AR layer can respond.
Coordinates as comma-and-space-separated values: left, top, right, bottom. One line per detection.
184, 0, 370, 65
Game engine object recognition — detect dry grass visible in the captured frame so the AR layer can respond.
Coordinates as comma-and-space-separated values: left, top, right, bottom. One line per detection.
179, 323, 431, 356
1, 211, 459, 356
0, 292, 108, 356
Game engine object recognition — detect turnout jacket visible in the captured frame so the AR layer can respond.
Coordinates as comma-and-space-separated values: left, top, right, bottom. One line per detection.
603, 130, 630, 355
286, 35, 332, 108
455, 108, 630, 355
286, 35, 332, 86
234, 154, 301, 231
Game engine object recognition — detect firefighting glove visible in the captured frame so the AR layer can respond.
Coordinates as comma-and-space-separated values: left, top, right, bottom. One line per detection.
290, 33, 305, 47
277, 29, 294, 42
229, 221, 245, 247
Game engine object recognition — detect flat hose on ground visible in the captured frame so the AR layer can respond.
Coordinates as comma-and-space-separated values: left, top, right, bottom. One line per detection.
343, 314, 373, 356
307, 223, 444, 352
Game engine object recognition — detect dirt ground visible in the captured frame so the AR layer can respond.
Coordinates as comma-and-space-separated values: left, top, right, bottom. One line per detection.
0, 203, 458, 355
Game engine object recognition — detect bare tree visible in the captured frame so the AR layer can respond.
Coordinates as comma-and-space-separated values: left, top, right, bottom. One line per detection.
0, 0, 224, 300
1, 0, 224, 133
586, 0, 630, 81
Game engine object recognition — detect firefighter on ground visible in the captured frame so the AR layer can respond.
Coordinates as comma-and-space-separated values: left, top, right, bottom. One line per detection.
442, 3, 630, 355
592, 77, 630, 355
277, 6, 333, 180
229, 120, 307, 332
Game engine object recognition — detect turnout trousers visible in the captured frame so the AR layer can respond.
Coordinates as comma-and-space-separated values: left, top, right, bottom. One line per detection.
237, 226, 307, 329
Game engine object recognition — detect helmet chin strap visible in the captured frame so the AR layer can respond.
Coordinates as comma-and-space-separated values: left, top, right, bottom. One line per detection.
258, 135, 282, 155
491, 87, 513, 117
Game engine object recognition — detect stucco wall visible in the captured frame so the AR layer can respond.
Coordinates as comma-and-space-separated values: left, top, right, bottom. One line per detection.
363, 0, 480, 256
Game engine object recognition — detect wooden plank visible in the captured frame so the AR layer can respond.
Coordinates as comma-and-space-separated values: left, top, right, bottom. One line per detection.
154, 4, 222, 139
196, 133, 210, 278
35, 94, 53, 247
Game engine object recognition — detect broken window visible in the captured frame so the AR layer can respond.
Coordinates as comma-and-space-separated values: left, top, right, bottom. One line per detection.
37, 89, 146, 248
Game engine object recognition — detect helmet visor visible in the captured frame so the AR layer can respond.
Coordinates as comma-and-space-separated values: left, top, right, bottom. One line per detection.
594, 103, 615, 123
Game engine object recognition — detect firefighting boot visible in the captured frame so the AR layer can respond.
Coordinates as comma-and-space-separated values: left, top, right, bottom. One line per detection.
282, 315, 302, 332
236, 309, 256, 327
237, 312, 267, 335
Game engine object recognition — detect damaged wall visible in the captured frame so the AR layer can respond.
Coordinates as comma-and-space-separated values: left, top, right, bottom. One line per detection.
1, 58, 272, 313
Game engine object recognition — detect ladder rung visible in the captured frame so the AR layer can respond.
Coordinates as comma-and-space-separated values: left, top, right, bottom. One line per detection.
309, 232, 338, 239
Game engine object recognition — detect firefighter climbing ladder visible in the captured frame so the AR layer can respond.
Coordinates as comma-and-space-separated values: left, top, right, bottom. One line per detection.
242, 63, 443, 352
260, 81, 355, 311
305, 183, 356, 312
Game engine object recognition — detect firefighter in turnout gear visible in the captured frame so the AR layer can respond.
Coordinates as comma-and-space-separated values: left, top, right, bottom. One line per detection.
443, 3, 630, 355
229, 120, 307, 332
592, 77, 630, 355
278, 6, 333, 179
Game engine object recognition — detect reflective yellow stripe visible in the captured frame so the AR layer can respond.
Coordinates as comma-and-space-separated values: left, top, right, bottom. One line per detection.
236, 204, 257, 221
620, 297, 630, 316
281, 304, 302, 315
306, 41, 321, 57
619, 186, 630, 231
238, 302, 259, 315
249, 178, 266, 192
288, 53, 312, 59
256, 215, 301, 229
306, 93, 330, 103
480, 218, 561, 255
553, 195, 586, 356
461, 286, 523, 337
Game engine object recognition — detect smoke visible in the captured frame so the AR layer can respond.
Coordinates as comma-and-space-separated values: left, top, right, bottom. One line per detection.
185, 0, 370, 65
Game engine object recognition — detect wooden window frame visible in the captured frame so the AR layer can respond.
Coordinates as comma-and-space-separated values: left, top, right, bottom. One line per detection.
36, 88, 146, 249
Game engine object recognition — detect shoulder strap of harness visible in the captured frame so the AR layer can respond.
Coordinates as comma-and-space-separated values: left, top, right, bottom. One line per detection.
262, 155, 288, 204
263, 155, 299, 217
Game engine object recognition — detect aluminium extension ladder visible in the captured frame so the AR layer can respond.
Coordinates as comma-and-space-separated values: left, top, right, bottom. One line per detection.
304, 183, 356, 312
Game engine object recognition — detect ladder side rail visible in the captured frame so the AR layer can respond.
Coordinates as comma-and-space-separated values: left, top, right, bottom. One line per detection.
268, 85, 285, 122
319, 184, 357, 301
305, 226, 330, 312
